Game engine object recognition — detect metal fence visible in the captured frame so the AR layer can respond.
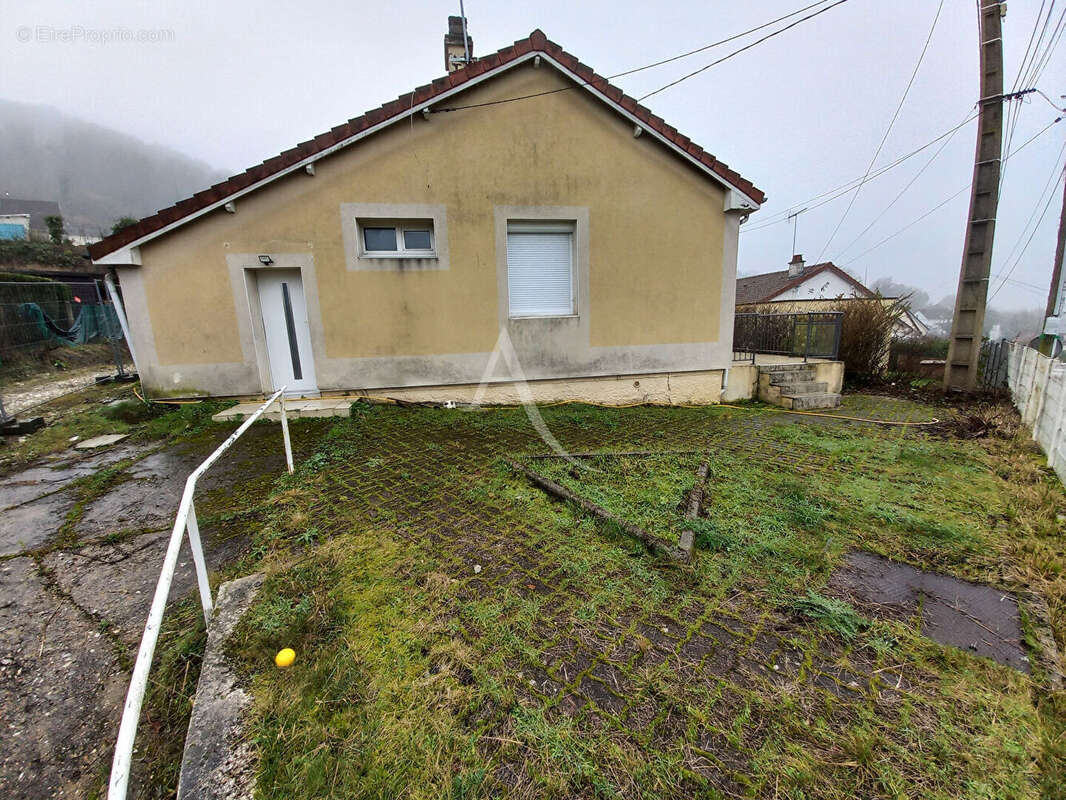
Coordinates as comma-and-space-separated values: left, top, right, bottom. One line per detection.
978, 338, 1009, 393
0, 275, 134, 425
732, 311, 843, 363
0, 276, 122, 357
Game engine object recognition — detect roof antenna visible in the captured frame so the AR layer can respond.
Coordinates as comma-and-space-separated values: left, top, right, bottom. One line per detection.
459, 0, 470, 64
787, 207, 807, 257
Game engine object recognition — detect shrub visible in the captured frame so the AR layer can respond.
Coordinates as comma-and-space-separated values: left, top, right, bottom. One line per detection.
889, 335, 950, 374
838, 295, 906, 383
44, 214, 65, 244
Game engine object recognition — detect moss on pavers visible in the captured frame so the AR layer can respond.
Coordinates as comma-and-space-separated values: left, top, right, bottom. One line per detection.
220, 399, 1064, 798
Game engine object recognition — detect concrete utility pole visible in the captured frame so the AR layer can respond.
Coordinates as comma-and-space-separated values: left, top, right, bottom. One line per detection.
1040, 173, 1066, 355
945, 1, 1006, 391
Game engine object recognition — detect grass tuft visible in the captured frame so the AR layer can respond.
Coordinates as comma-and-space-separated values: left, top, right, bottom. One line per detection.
792, 591, 869, 640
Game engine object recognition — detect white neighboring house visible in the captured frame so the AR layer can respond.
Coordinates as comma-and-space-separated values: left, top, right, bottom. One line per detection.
736, 255, 927, 337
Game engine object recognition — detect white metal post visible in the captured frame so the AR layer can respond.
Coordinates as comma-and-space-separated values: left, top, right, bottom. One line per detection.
184, 499, 214, 624
279, 395, 294, 474
103, 273, 140, 375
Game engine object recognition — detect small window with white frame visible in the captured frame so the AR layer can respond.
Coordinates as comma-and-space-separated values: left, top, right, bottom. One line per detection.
358, 219, 435, 257
506, 221, 575, 317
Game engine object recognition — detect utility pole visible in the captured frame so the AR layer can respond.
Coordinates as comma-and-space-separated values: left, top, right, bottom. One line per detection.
1039, 173, 1066, 355
945, 0, 1005, 391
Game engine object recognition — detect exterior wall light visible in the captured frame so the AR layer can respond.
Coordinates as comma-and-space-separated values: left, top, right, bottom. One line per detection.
258, 255, 274, 265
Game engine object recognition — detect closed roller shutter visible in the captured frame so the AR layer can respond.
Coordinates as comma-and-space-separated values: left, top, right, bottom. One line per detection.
506, 226, 574, 317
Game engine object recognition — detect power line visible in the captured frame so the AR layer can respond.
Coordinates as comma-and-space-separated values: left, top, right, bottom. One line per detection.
993, 137, 1066, 269
840, 116, 1063, 266
834, 110, 971, 259
637, 0, 851, 102
814, 0, 944, 262
431, 0, 839, 114
988, 144, 1066, 300
840, 184, 970, 267
1029, 8, 1066, 87
1020, 2, 1060, 91
1011, 0, 1049, 95
741, 112, 978, 233
1003, 2, 1059, 184
988, 168, 1064, 301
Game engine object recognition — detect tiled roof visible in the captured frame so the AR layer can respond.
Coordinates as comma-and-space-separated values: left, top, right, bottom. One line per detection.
89, 28, 764, 260
735, 262, 874, 305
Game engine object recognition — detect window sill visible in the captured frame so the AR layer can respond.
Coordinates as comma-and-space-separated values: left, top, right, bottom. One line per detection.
508, 313, 580, 320
359, 252, 438, 260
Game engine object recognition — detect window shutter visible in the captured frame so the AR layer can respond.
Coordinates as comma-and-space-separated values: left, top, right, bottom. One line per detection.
506, 230, 574, 316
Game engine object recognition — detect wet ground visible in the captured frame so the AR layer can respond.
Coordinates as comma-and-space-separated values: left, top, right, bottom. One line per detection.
3, 364, 127, 417
0, 420, 324, 799
828, 550, 1031, 672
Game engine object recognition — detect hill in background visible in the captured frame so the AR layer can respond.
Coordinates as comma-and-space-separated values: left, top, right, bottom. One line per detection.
0, 99, 228, 237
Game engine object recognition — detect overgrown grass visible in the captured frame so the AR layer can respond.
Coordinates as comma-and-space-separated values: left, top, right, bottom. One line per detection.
215, 400, 1064, 798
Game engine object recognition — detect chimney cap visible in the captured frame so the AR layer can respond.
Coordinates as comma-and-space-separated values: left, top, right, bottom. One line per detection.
789, 254, 804, 264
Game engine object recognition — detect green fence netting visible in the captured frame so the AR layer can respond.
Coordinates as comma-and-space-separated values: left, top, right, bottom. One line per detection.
16, 301, 122, 347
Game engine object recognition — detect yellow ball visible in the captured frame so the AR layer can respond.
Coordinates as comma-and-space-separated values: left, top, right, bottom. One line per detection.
274, 647, 296, 668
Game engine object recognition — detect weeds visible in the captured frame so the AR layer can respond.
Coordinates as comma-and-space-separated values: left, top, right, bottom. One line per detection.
792, 591, 869, 639
191, 398, 1065, 798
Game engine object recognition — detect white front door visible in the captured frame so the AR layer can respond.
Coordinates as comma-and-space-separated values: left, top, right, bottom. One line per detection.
256, 269, 317, 395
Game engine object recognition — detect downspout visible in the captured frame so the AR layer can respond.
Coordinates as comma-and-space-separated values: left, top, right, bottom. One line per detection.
104, 271, 141, 376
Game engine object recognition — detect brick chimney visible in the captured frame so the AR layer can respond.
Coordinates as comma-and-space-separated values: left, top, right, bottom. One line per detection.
787, 254, 805, 277
444, 16, 473, 72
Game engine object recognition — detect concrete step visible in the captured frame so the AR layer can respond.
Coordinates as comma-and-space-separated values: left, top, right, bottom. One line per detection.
783, 392, 841, 410
758, 363, 817, 373
212, 398, 352, 422
768, 372, 818, 387
776, 380, 828, 395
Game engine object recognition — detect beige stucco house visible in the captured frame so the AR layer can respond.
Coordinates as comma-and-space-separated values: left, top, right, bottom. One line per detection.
90, 25, 766, 405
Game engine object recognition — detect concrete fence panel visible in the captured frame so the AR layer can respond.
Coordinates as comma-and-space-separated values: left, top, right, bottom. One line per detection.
1007, 341, 1066, 482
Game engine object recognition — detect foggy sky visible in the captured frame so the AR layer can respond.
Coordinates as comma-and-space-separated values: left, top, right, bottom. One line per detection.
2, 0, 1063, 311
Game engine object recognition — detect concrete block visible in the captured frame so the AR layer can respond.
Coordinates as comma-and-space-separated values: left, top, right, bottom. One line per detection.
177, 573, 263, 800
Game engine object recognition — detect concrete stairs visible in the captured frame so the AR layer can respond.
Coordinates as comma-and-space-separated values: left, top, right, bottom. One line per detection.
757, 364, 841, 410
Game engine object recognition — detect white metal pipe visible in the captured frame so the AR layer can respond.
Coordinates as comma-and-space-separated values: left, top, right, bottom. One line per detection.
103, 273, 140, 376
279, 396, 294, 474
107, 386, 286, 800
185, 501, 213, 623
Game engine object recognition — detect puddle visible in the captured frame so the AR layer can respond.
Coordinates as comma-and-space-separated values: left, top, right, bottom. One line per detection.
828, 551, 1029, 673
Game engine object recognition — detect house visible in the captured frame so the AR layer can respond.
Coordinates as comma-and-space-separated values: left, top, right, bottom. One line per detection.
736, 255, 875, 305
737, 255, 926, 337
89, 22, 768, 404
0, 198, 62, 240
0, 214, 30, 240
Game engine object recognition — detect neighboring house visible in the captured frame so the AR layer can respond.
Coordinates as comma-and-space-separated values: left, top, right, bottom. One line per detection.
89, 23, 765, 403
736, 255, 874, 305
0, 214, 30, 240
0, 199, 62, 240
737, 255, 926, 337
66, 233, 103, 247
